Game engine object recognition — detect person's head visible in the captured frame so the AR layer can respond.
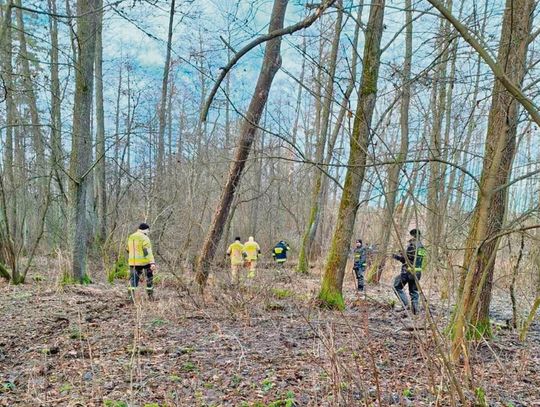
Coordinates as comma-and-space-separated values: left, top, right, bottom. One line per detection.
249, 236, 254, 242
409, 228, 421, 240
138, 223, 150, 234
355, 239, 362, 247
235, 236, 241, 242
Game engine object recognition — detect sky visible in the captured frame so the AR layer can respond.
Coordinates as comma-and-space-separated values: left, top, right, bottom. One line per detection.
4, 0, 540, 213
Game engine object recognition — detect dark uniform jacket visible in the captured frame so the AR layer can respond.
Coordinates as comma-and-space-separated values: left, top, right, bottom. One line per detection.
273, 242, 290, 262
393, 239, 426, 274
352, 246, 367, 269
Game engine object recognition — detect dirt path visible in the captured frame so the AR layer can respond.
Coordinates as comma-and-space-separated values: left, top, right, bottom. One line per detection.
1, 268, 539, 406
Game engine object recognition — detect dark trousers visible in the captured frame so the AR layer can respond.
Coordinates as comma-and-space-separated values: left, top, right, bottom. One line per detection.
353, 265, 365, 291
393, 271, 421, 313
129, 266, 154, 297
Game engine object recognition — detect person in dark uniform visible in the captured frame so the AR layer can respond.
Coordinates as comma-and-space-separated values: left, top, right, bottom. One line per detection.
272, 240, 290, 265
392, 229, 426, 314
352, 239, 367, 292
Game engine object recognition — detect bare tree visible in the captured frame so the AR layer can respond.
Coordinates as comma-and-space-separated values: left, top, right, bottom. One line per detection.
372, 0, 412, 282
318, 0, 386, 308
95, 0, 106, 243
157, 0, 175, 171
69, 0, 100, 282
195, 0, 290, 288
297, 3, 343, 273
449, 0, 536, 359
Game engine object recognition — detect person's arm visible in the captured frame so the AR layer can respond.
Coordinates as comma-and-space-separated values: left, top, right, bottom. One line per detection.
226, 245, 231, 256
393, 252, 405, 263
143, 237, 156, 268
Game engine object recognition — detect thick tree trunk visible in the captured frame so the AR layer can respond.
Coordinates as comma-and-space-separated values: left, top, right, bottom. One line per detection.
2, 5, 17, 249
451, 0, 535, 358
69, 0, 99, 283
0, 5, 19, 283
318, 0, 386, 309
195, 0, 289, 288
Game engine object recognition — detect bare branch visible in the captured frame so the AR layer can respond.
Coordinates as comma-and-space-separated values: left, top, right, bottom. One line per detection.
426, 0, 540, 127
200, 0, 337, 122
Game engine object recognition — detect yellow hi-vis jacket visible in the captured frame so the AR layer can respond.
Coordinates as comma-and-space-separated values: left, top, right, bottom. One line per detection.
227, 241, 245, 265
127, 231, 155, 266
243, 240, 260, 261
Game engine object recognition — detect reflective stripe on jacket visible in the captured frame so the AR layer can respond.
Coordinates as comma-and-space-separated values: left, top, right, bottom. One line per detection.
272, 242, 289, 261
127, 231, 154, 266
393, 239, 426, 273
353, 246, 367, 267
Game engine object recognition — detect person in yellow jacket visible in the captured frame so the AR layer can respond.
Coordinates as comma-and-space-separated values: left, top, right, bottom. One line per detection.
127, 223, 157, 299
243, 236, 261, 278
227, 236, 245, 284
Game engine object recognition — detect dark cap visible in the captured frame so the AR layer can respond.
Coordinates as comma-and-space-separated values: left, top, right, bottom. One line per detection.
409, 228, 421, 238
235, 236, 241, 241
139, 223, 150, 230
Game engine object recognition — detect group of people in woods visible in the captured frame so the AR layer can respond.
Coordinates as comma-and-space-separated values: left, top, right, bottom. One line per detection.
226, 237, 290, 283
352, 229, 426, 314
125, 222, 426, 314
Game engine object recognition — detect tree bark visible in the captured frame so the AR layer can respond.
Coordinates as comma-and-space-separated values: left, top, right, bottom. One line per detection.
297, 6, 343, 273
2, 3, 17, 248
318, 0, 386, 308
372, 0, 412, 282
157, 0, 175, 171
195, 0, 290, 288
451, 0, 535, 358
48, 0, 66, 200
15, 0, 46, 189
94, 0, 106, 243
69, 0, 99, 282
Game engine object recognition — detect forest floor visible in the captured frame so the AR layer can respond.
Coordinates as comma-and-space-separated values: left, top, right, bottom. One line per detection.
1, 264, 539, 407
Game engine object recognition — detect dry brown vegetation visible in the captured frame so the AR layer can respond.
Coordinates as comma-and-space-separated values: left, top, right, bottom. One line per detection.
1, 263, 538, 406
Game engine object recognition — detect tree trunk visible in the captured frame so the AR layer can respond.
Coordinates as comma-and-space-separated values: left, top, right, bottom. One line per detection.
372, 0, 412, 283
15, 0, 47, 189
318, 0, 386, 308
2, 3, 17, 248
157, 0, 175, 171
69, 0, 99, 283
451, 0, 535, 358
195, 0, 289, 288
426, 7, 452, 276
48, 0, 66, 200
297, 6, 343, 273
94, 0, 106, 243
